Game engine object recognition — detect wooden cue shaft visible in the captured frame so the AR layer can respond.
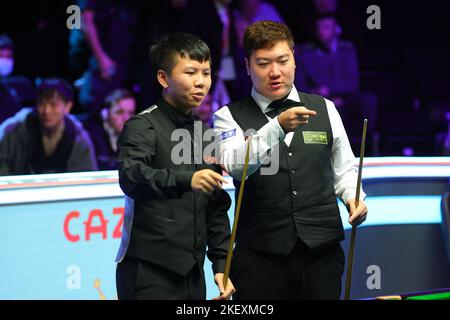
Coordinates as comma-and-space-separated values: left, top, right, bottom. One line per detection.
222, 135, 253, 292
344, 119, 367, 300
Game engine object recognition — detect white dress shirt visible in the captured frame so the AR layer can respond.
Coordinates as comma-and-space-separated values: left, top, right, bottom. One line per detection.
213, 85, 366, 204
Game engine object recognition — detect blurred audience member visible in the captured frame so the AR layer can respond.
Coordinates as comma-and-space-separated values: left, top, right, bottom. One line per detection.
179, 0, 240, 107
134, 0, 190, 112
0, 35, 22, 123
0, 78, 98, 175
83, 88, 136, 170
234, 0, 284, 45
295, 14, 378, 140
0, 35, 14, 78
74, 0, 138, 115
288, 0, 361, 46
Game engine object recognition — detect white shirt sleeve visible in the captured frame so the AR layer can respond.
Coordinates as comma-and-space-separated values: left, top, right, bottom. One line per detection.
214, 99, 367, 204
213, 106, 285, 180
326, 98, 367, 204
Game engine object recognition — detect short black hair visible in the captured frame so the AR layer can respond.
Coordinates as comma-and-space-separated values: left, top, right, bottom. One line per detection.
36, 78, 74, 105
243, 21, 294, 59
104, 88, 134, 110
0, 34, 14, 52
149, 33, 211, 74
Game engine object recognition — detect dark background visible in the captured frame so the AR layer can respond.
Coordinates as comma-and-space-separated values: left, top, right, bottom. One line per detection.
1, 0, 449, 156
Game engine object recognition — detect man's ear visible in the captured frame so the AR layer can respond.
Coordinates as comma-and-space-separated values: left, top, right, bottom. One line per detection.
157, 69, 169, 89
334, 23, 342, 38
292, 49, 296, 69
65, 101, 73, 114
245, 57, 250, 75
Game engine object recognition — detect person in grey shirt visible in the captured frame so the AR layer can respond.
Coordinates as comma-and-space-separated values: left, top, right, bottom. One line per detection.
295, 14, 378, 149
0, 78, 98, 175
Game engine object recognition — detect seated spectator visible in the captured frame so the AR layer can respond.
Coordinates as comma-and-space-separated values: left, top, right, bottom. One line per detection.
295, 14, 378, 142
0, 35, 14, 78
234, 0, 284, 45
0, 35, 37, 124
0, 78, 98, 175
179, 0, 240, 105
83, 89, 136, 170
292, 0, 362, 47
0, 34, 21, 124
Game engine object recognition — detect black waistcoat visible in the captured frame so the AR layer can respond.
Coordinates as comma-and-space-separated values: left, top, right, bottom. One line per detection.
227, 91, 344, 255
125, 105, 224, 276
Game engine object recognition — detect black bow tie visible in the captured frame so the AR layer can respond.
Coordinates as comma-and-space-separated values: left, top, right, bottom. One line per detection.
173, 113, 199, 128
265, 99, 305, 118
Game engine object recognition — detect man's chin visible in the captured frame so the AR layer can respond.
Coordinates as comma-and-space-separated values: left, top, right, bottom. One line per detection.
41, 122, 58, 130
264, 86, 291, 100
269, 91, 289, 100
189, 101, 203, 109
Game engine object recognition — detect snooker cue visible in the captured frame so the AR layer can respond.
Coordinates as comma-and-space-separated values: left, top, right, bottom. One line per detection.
222, 135, 253, 293
344, 119, 368, 300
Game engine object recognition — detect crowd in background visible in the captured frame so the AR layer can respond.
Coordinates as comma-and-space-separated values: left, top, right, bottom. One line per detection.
0, 0, 449, 176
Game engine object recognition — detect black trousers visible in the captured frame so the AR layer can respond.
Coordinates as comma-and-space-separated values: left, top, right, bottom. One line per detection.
230, 241, 345, 300
116, 256, 206, 300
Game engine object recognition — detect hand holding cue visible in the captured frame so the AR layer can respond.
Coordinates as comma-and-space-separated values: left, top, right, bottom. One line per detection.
344, 119, 367, 300
222, 135, 253, 294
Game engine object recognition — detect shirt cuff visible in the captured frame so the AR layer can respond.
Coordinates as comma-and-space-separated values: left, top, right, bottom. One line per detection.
342, 189, 367, 204
272, 116, 286, 140
212, 258, 226, 275
176, 171, 194, 192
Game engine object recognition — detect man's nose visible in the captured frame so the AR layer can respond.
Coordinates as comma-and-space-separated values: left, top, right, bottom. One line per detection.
194, 74, 205, 88
269, 63, 281, 77
40, 104, 50, 114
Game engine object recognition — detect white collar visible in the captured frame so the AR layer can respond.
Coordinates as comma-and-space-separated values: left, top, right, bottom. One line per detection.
251, 85, 300, 113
